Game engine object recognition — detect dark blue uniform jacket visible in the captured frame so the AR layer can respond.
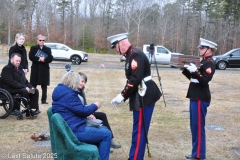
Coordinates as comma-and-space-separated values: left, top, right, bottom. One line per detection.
182, 56, 215, 102
122, 46, 162, 111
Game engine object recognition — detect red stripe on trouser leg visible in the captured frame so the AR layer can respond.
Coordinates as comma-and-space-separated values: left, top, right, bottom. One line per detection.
197, 100, 201, 158
134, 108, 143, 160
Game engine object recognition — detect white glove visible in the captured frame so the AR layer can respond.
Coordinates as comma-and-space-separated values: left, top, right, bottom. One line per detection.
184, 63, 197, 73
111, 94, 124, 107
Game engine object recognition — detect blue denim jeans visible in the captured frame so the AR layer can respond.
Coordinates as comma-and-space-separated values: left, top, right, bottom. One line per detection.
75, 126, 111, 160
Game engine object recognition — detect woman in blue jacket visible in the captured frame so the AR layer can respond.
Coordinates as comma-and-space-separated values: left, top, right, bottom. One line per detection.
52, 72, 111, 160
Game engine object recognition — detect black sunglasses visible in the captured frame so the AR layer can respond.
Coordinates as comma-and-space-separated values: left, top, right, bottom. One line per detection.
39, 40, 45, 42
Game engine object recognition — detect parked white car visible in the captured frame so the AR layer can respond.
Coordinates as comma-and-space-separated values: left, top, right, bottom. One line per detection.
143, 44, 183, 66
45, 43, 88, 65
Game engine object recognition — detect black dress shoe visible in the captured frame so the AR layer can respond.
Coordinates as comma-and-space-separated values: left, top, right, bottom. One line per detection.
185, 155, 196, 159
26, 110, 39, 118
11, 110, 21, 116
32, 109, 41, 115
41, 101, 48, 104
185, 155, 205, 160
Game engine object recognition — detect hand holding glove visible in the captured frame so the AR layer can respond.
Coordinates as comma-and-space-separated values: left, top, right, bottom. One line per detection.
111, 94, 124, 107
184, 63, 197, 73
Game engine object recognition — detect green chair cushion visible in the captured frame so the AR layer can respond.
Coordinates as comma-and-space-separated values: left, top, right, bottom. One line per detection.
46, 107, 56, 155
51, 112, 99, 160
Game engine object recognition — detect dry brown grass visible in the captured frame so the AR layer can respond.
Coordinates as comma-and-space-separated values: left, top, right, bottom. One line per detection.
0, 53, 240, 160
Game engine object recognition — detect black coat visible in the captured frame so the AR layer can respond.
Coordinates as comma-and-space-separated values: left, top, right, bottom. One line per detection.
1, 62, 32, 93
29, 45, 53, 86
122, 46, 162, 111
9, 43, 28, 70
182, 56, 215, 102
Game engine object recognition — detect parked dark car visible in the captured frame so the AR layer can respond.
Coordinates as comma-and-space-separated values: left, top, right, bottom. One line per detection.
213, 48, 240, 70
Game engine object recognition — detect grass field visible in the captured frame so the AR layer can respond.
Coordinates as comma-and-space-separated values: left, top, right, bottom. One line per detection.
0, 53, 240, 160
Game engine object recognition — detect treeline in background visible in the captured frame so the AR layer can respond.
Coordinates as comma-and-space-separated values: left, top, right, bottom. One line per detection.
0, 0, 240, 55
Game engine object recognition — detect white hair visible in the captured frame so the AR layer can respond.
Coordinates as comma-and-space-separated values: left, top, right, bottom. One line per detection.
37, 34, 46, 40
60, 72, 80, 91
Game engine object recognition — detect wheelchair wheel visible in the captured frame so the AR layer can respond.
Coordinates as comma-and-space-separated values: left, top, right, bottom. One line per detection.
0, 88, 14, 119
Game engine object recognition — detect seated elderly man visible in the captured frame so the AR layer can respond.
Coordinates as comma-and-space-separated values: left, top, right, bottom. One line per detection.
1, 53, 40, 117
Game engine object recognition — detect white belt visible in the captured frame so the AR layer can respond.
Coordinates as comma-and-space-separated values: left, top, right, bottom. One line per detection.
191, 78, 199, 83
143, 76, 152, 82
191, 78, 210, 84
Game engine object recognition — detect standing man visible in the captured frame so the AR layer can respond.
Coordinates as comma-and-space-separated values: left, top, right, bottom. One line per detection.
183, 38, 217, 160
29, 34, 53, 104
107, 33, 162, 160
1, 53, 40, 117
8, 33, 29, 113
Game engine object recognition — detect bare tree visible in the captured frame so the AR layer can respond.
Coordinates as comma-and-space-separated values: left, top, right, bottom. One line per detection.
0, 0, 240, 54
130, 0, 154, 47
72, 0, 83, 48
57, 0, 70, 44
2, 0, 18, 45
33, 0, 49, 39
115, 0, 135, 34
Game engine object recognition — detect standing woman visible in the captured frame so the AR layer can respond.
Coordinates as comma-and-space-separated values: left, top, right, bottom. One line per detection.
9, 33, 28, 74
29, 34, 53, 104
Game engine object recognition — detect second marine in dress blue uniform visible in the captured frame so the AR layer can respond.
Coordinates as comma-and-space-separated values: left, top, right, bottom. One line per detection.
183, 38, 217, 160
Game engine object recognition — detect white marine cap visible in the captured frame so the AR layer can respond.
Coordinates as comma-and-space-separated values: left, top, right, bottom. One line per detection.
107, 33, 128, 49
197, 38, 217, 49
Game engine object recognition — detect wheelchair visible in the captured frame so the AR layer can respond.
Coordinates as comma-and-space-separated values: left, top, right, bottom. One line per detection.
0, 76, 37, 120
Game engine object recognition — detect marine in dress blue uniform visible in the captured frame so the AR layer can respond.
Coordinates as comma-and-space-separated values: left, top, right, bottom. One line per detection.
107, 33, 162, 160
183, 38, 217, 160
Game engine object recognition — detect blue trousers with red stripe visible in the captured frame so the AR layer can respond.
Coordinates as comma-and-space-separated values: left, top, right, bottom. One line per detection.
128, 104, 155, 160
189, 99, 210, 159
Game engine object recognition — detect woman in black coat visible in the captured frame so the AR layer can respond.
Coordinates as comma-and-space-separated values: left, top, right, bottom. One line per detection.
9, 33, 28, 74
29, 34, 53, 104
